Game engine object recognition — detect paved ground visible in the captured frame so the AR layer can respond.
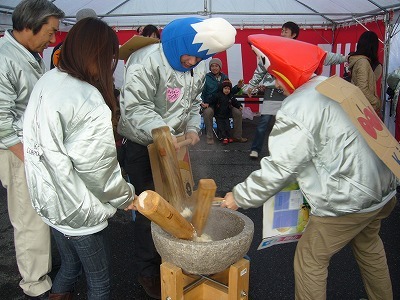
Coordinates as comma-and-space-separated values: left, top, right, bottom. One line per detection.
1, 116, 399, 299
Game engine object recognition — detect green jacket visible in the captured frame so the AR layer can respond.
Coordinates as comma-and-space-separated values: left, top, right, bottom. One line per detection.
201, 72, 240, 104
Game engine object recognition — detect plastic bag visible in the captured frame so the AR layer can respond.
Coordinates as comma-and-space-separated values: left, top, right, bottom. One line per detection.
242, 106, 254, 120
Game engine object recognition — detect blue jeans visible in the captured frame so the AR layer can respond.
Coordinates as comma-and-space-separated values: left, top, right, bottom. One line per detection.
51, 228, 111, 299
251, 114, 273, 154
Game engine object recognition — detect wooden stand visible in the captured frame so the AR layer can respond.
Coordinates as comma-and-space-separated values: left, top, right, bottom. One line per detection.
161, 258, 250, 300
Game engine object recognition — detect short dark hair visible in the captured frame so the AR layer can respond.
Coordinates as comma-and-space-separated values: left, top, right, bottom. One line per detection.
12, 0, 64, 35
58, 18, 120, 125
141, 24, 160, 39
282, 21, 300, 39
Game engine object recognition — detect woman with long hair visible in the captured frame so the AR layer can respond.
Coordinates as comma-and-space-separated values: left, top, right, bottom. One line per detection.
348, 31, 382, 113
23, 18, 137, 300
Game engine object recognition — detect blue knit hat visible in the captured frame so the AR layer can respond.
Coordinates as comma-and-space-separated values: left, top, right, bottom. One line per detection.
161, 17, 236, 72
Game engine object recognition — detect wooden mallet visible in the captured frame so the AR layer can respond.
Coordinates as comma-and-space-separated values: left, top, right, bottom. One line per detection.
137, 190, 196, 240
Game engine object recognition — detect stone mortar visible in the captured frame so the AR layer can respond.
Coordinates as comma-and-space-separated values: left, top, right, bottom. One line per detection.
151, 207, 254, 275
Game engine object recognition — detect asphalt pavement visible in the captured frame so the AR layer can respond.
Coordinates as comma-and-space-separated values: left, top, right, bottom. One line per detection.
1, 116, 399, 299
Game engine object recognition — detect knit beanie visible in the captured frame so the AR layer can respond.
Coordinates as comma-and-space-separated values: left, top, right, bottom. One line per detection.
209, 58, 222, 70
248, 34, 326, 93
161, 17, 236, 72
222, 79, 232, 89
76, 8, 97, 21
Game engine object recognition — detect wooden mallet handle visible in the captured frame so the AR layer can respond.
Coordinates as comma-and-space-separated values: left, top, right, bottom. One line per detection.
151, 126, 187, 211
176, 138, 192, 148
137, 190, 196, 240
191, 179, 217, 236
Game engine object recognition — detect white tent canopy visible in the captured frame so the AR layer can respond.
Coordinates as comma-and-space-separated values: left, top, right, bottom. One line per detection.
0, 0, 400, 32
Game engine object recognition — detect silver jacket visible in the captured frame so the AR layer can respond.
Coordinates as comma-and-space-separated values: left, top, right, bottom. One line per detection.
233, 76, 396, 217
118, 43, 207, 146
242, 62, 274, 95
324, 51, 347, 66
23, 69, 134, 231
0, 30, 46, 149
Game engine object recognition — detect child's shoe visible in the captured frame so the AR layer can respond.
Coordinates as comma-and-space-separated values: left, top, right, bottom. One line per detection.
223, 138, 229, 144
228, 138, 234, 143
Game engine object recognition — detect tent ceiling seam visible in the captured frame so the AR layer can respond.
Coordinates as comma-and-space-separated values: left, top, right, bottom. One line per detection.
294, 0, 337, 25
366, 0, 388, 13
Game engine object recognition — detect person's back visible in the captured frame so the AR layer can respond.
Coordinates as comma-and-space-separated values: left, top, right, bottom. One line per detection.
277, 76, 394, 214
24, 69, 133, 223
348, 31, 381, 113
222, 34, 396, 300
24, 18, 136, 299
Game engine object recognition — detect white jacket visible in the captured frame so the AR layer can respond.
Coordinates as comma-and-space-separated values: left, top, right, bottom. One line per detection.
0, 30, 46, 149
23, 69, 134, 235
233, 76, 396, 217
118, 43, 207, 146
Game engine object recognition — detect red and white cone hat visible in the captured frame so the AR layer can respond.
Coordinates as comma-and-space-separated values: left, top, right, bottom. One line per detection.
248, 34, 327, 93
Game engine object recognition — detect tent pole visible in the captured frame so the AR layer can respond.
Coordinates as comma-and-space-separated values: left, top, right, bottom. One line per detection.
330, 24, 337, 76
382, 11, 394, 125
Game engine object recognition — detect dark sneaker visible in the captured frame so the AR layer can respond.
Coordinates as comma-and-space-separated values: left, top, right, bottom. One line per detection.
138, 275, 161, 299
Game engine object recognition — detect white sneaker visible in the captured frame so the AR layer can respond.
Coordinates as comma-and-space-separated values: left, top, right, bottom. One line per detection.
249, 151, 258, 158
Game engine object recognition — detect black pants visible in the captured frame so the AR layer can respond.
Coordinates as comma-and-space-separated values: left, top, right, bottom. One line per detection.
123, 140, 161, 277
216, 117, 231, 139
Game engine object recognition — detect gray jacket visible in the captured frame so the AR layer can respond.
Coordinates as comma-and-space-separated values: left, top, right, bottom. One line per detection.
23, 69, 134, 233
118, 43, 207, 146
0, 30, 46, 149
233, 76, 396, 217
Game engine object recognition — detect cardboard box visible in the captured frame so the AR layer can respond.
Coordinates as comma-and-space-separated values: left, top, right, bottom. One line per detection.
119, 35, 159, 61
316, 75, 400, 178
